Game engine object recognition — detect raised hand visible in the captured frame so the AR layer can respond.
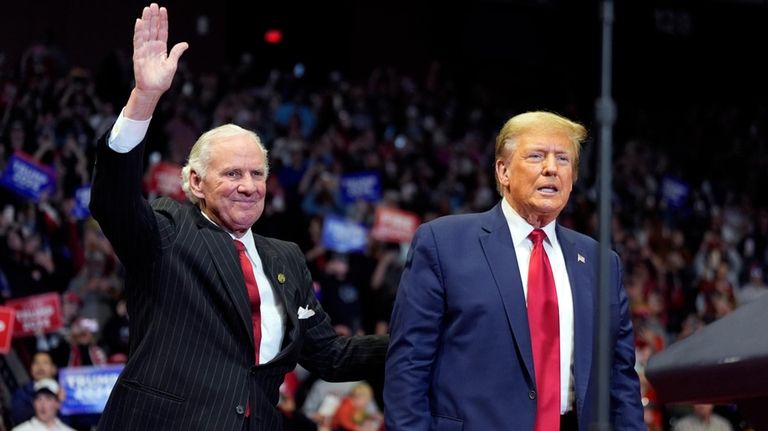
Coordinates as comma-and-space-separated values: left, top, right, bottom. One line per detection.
125, 3, 188, 120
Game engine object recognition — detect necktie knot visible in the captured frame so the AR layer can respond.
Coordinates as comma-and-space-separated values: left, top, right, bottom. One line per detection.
529, 228, 546, 247
234, 240, 246, 253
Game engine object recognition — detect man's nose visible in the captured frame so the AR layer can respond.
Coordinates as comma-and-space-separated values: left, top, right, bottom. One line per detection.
237, 177, 258, 193
542, 154, 558, 175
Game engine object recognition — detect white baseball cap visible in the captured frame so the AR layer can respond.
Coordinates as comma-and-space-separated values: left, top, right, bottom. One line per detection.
33, 378, 59, 398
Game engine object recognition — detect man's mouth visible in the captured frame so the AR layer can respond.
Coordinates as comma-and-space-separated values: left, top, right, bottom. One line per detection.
537, 185, 558, 193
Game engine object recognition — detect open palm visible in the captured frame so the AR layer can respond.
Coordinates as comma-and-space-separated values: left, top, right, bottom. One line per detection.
133, 3, 188, 96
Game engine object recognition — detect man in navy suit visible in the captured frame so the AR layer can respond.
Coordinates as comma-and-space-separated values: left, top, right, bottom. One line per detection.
384, 111, 644, 430
90, 4, 387, 430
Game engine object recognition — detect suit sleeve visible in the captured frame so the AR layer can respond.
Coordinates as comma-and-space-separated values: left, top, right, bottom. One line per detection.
384, 224, 445, 431
89, 130, 161, 271
610, 251, 645, 430
294, 243, 388, 382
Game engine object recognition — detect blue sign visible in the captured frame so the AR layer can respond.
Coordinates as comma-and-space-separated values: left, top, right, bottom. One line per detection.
321, 215, 368, 253
660, 176, 690, 209
59, 364, 124, 415
339, 172, 381, 204
0, 152, 56, 202
72, 185, 92, 220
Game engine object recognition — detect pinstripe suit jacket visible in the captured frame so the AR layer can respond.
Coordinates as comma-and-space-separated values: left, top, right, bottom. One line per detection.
90, 134, 387, 431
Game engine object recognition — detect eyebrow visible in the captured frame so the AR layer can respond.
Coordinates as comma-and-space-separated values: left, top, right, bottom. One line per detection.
219, 166, 264, 172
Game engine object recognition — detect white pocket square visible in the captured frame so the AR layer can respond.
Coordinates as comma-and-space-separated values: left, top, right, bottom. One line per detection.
298, 306, 316, 319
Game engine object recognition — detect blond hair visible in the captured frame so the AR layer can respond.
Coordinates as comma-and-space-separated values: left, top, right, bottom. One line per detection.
493, 111, 587, 195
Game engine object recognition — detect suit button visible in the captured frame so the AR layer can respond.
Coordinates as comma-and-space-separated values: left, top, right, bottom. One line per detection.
236, 405, 245, 415
529, 390, 536, 400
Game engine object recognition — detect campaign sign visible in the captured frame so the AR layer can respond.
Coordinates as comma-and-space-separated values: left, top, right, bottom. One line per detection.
59, 364, 124, 415
0, 306, 16, 354
321, 215, 368, 253
145, 161, 185, 201
0, 152, 56, 202
6, 293, 62, 338
339, 172, 381, 204
371, 206, 420, 243
72, 184, 91, 220
660, 175, 690, 209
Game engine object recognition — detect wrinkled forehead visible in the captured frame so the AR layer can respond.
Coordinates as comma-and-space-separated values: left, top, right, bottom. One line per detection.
208, 135, 266, 165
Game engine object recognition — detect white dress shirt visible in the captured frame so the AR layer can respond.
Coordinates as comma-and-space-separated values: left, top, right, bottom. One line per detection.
108, 110, 286, 364
501, 198, 575, 414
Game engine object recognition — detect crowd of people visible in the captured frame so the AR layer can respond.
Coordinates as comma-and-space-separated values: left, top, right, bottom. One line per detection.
1, 35, 767, 430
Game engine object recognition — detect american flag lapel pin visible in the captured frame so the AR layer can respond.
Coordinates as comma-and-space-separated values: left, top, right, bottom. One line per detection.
577, 254, 586, 263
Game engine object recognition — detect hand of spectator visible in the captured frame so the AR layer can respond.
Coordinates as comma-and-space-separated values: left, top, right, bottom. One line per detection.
126, 3, 188, 120
33, 248, 55, 273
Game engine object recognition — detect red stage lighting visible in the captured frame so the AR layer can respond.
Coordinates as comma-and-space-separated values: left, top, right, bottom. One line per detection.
264, 29, 283, 44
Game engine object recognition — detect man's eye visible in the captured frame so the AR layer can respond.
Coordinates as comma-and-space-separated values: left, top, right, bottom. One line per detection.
226, 171, 240, 178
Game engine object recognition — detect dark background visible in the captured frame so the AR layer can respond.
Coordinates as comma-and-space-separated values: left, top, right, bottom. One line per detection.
2, 2, 768, 428
3, 0, 766, 100
2, 0, 768, 191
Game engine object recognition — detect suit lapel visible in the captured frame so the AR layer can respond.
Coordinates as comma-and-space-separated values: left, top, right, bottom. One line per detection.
193, 210, 255, 346
556, 226, 594, 409
478, 204, 535, 382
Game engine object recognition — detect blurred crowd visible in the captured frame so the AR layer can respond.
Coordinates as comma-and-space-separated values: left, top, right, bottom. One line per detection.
0, 41, 767, 431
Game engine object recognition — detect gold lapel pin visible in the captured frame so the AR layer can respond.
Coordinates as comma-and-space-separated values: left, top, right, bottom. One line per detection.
277, 273, 286, 284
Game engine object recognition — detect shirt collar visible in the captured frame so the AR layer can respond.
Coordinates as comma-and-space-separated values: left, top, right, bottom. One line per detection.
500, 198, 558, 247
234, 229, 256, 251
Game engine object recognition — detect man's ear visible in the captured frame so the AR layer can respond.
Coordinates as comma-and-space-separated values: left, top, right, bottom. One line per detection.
495, 159, 509, 186
189, 170, 205, 200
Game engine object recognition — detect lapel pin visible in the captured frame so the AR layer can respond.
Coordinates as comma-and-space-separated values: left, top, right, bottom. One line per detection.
277, 273, 286, 284
577, 254, 586, 263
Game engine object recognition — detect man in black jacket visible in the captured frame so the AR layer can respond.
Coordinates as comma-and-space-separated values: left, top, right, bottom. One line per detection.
90, 4, 387, 430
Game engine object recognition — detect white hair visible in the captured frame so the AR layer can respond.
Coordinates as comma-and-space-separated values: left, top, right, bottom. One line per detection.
181, 124, 269, 205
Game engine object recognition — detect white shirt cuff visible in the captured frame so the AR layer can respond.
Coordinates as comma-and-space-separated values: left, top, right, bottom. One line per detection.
108, 108, 151, 153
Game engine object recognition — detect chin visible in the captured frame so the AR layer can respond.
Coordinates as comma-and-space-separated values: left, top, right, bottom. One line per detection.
534, 200, 566, 213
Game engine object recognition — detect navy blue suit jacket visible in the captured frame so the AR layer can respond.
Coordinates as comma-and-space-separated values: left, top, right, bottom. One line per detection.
384, 203, 643, 430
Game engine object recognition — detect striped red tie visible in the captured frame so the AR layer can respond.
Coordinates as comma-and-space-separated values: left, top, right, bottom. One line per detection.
235, 240, 262, 418
234, 240, 262, 363
527, 229, 560, 431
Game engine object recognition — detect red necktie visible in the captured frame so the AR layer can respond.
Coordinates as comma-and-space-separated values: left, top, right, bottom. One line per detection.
527, 229, 560, 431
234, 240, 262, 363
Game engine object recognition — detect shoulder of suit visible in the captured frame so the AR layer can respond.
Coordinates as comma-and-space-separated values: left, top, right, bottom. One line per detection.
424, 211, 487, 231
150, 197, 199, 219
254, 234, 302, 255
556, 224, 619, 256
148, 198, 205, 237
150, 196, 186, 212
